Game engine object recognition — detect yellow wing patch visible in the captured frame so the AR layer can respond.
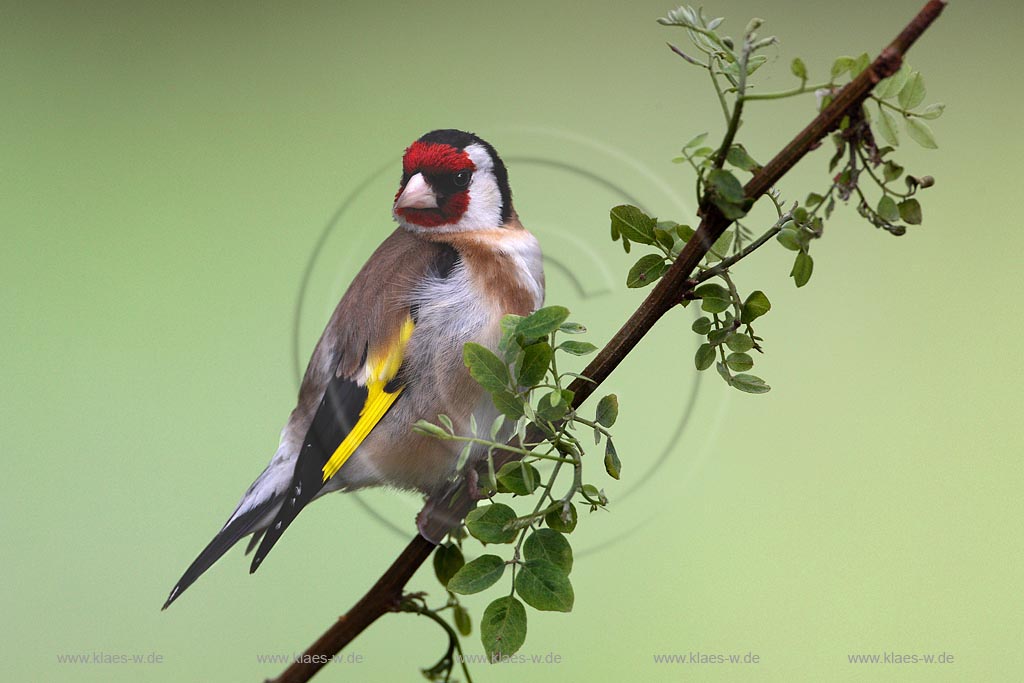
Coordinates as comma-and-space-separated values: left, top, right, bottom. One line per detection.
321, 317, 415, 482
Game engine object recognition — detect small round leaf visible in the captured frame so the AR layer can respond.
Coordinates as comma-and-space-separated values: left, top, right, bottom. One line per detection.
481, 596, 527, 660
523, 529, 573, 575
725, 332, 754, 353
514, 560, 574, 612
447, 554, 507, 595
466, 504, 518, 544
726, 352, 754, 372
433, 543, 465, 587
695, 343, 716, 371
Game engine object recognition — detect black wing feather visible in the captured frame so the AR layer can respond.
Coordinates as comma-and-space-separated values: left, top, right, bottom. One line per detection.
249, 375, 371, 572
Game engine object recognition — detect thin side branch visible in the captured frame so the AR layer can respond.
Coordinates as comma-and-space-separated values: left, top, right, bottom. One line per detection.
693, 210, 793, 285
269, 3, 946, 681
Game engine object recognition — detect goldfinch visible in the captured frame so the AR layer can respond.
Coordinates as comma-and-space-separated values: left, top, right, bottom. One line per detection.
163, 130, 544, 609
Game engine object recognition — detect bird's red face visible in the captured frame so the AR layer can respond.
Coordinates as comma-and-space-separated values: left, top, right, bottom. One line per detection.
393, 130, 511, 233
394, 141, 476, 229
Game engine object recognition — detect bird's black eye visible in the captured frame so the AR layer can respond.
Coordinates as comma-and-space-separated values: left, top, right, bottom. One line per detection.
453, 170, 472, 188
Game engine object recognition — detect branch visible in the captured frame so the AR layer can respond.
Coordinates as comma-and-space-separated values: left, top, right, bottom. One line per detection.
269, 3, 946, 681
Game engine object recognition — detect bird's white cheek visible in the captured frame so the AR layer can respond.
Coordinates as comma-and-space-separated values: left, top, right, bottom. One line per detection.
457, 177, 502, 231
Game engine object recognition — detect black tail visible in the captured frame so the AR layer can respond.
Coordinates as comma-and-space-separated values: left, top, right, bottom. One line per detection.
162, 497, 278, 610
248, 375, 370, 573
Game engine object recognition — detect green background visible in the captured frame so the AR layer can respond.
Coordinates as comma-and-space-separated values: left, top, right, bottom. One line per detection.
3, 1, 1021, 681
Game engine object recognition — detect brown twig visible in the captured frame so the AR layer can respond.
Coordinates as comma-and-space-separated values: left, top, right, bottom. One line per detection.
268, 3, 946, 681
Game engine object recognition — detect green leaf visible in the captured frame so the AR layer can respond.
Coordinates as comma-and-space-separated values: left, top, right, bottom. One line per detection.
545, 503, 578, 533
746, 54, 768, 75
558, 341, 598, 356
917, 102, 945, 120
489, 414, 505, 440
695, 283, 731, 314
595, 394, 618, 428
905, 118, 938, 149
707, 169, 748, 219
790, 56, 807, 80
898, 71, 926, 110
876, 105, 900, 146
514, 560, 574, 612
877, 195, 899, 222
559, 321, 587, 334
851, 52, 871, 77
691, 316, 712, 335
523, 529, 573, 575
675, 224, 695, 241
535, 389, 572, 422
580, 484, 605, 505
447, 554, 506, 594
610, 205, 657, 245
453, 605, 472, 637
726, 144, 760, 172
708, 326, 730, 345
683, 131, 708, 150
626, 254, 667, 288
516, 306, 570, 339
516, 342, 552, 387
499, 313, 524, 336
708, 228, 734, 261
741, 290, 771, 323
463, 342, 511, 394
716, 360, 732, 384
659, 220, 682, 237
831, 56, 856, 78
722, 54, 766, 81
898, 198, 923, 225
413, 419, 451, 439
874, 63, 910, 99
883, 160, 904, 183
776, 228, 802, 251
481, 596, 527, 660
496, 461, 541, 496
653, 228, 675, 252
725, 332, 753, 353
433, 543, 465, 587
438, 414, 454, 433
466, 504, 518, 544
726, 352, 754, 372
490, 389, 525, 420
498, 315, 525, 361
791, 251, 813, 288
695, 343, 717, 371
604, 439, 622, 480
456, 441, 473, 471
731, 373, 771, 394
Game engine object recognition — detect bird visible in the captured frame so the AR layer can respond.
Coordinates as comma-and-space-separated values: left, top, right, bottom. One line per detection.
163, 129, 544, 609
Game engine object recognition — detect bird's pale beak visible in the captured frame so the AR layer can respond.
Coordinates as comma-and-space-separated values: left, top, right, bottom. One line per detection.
394, 173, 438, 210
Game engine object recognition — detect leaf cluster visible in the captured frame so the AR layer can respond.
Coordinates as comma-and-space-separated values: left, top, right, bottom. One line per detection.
413, 306, 622, 666
608, 5, 945, 394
